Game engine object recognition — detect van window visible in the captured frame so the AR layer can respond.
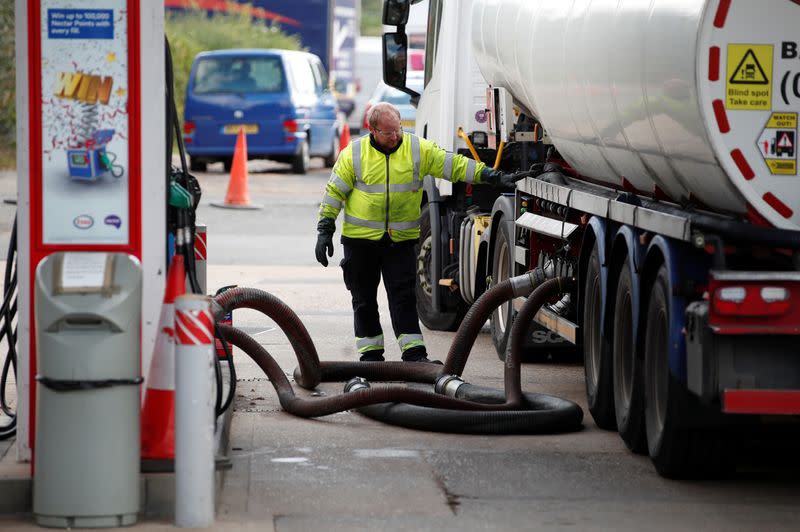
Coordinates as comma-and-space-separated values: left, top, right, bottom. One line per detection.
288, 56, 317, 96
311, 61, 328, 95
193, 56, 285, 94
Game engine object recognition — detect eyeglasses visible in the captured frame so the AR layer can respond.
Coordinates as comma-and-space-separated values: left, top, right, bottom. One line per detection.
374, 127, 403, 138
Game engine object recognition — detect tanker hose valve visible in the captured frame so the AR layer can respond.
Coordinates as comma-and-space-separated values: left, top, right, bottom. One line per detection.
510, 266, 549, 297
344, 377, 371, 393
434, 374, 466, 398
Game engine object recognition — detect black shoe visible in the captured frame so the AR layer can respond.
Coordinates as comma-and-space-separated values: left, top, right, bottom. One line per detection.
359, 352, 385, 362
408, 357, 444, 365
402, 352, 442, 364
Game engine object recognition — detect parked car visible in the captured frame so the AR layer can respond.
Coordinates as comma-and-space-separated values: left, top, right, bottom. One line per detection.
361, 75, 424, 134
183, 49, 340, 174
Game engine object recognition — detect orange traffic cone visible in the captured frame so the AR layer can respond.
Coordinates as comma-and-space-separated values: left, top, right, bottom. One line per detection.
339, 122, 351, 154
141, 254, 186, 460
211, 127, 263, 210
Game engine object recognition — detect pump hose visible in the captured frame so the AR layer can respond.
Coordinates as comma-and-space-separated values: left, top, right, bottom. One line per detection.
218, 325, 539, 417
0, 215, 17, 440
213, 287, 443, 387
212, 273, 583, 434
353, 277, 582, 433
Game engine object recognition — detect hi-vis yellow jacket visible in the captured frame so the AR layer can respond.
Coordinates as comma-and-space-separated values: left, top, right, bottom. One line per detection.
318, 134, 487, 242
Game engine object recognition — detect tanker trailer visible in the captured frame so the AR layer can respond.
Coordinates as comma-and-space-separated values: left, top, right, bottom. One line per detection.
382, 0, 800, 478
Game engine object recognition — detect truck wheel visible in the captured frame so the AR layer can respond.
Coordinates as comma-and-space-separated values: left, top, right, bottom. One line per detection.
583, 244, 616, 430
644, 265, 731, 478
489, 219, 515, 359
415, 204, 464, 331
613, 260, 647, 453
291, 139, 310, 174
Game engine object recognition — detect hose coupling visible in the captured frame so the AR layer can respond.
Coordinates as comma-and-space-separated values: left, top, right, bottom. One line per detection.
344, 377, 371, 393
434, 374, 466, 398
510, 266, 549, 297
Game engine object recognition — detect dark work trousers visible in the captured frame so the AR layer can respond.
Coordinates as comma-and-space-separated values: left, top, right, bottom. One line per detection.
340, 234, 424, 359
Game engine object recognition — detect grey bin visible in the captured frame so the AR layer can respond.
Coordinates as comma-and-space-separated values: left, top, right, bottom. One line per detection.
33, 252, 142, 528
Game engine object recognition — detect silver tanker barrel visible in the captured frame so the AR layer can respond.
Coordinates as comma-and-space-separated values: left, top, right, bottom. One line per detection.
471, 0, 800, 230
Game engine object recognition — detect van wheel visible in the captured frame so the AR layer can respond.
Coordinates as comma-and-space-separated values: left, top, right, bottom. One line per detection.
292, 140, 310, 174
189, 158, 206, 173
323, 136, 339, 168
222, 157, 233, 173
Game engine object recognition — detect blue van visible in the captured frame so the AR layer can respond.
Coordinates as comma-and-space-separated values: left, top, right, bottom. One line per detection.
184, 49, 340, 174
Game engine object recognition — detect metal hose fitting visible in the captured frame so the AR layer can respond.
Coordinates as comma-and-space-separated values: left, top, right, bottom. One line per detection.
344, 377, 371, 393
434, 374, 467, 398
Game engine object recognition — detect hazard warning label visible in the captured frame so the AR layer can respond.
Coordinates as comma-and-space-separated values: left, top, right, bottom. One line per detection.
726, 44, 773, 110
757, 112, 797, 175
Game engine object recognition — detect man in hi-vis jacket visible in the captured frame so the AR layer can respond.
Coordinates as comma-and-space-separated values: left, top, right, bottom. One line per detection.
315, 102, 517, 362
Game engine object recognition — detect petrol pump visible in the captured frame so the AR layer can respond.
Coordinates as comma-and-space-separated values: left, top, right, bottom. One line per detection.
14, 1, 166, 463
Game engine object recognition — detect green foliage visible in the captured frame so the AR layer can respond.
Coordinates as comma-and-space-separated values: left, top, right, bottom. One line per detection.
361, 0, 384, 37
166, 7, 303, 121
0, 3, 15, 168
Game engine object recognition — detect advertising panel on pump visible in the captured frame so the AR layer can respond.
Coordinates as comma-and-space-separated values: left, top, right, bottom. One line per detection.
40, 0, 130, 244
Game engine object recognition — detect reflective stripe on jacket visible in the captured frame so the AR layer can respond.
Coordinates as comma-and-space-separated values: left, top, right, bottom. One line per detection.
318, 133, 486, 241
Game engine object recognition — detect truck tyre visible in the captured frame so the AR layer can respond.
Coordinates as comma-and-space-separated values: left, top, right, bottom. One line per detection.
612, 260, 647, 453
292, 139, 310, 174
583, 244, 616, 430
490, 219, 515, 359
644, 265, 731, 478
415, 204, 465, 331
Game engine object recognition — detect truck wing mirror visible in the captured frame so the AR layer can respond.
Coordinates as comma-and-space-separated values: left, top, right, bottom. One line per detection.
383, 32, 408, 88
383, 0, 410, 26
382, 33, 421, 101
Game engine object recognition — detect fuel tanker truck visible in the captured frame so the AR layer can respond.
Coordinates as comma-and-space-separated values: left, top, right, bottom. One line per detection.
381, 0, 800, 477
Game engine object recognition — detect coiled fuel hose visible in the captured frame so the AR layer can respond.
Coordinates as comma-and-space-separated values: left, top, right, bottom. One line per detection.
211, 267, 583, 434
0, 215, 17, 441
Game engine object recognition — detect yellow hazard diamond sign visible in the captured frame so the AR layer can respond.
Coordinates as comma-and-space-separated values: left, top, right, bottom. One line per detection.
757, 112, 797, 175
726, 44, 773, 110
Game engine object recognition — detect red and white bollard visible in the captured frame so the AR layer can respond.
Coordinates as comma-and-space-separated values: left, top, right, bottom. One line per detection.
174, 294, 215, 528
194, 223, 207, 295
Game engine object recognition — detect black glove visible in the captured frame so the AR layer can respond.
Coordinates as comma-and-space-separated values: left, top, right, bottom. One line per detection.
481, 168, 518, 191
315, 218, 335, 267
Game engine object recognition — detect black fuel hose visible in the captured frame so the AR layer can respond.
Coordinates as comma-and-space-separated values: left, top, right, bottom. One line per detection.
442, 267, 550, 378
218, 325, 537, 417
354, 387, 581, 434
213, 287, 322, 389
353, 277, 582, 433
213, 287, 443, 387
212, 275, 583, 434
507, 277, 574, 407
